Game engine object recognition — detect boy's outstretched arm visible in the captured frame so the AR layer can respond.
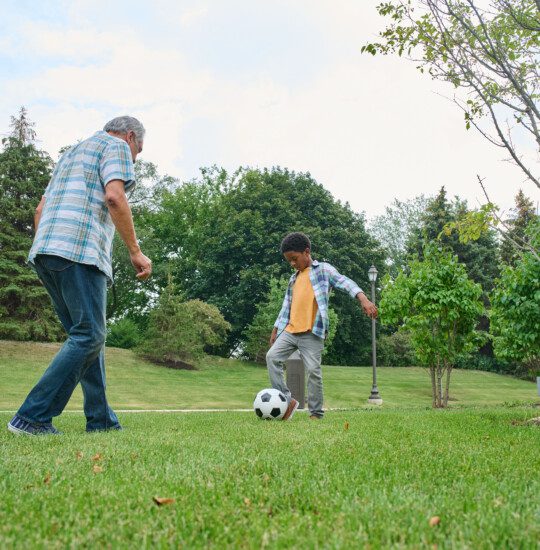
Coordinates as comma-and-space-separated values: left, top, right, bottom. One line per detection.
356, 291, 378, 319
327, 264, 378, 319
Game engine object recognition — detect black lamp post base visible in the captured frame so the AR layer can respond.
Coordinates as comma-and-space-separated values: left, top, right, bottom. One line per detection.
368, 387, 383, 405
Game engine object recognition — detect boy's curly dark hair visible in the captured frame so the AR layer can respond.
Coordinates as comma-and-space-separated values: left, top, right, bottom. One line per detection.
281, 232, 311, 254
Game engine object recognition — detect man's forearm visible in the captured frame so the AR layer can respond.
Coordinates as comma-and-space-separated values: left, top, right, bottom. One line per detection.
107, 195, 140, 254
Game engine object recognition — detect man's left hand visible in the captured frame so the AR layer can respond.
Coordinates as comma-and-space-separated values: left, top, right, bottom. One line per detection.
357, 293, 378, 319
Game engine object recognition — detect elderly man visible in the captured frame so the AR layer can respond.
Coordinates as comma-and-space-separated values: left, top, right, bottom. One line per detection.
7, 116, 151, 435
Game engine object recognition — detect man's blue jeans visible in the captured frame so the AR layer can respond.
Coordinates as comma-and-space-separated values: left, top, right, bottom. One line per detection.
17, 254, 120, 431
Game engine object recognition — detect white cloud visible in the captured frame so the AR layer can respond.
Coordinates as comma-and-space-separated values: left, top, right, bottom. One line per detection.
179, 6, 209, 27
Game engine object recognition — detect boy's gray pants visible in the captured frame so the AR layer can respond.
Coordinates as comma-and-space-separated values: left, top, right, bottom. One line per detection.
266, 330, 325, 418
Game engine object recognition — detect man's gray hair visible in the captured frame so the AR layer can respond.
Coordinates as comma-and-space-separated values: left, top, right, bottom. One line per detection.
103, 116, 145, 142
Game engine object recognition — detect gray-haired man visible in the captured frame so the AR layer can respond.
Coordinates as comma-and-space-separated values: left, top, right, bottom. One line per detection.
8, 116, 151, 435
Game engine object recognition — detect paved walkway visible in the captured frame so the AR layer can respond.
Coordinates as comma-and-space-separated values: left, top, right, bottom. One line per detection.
0, 408, 318, 414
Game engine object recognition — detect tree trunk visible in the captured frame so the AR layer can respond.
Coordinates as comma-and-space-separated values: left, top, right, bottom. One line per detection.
436, 362, 443, 408
430, 366, 437, 408
444, 364, 453, 407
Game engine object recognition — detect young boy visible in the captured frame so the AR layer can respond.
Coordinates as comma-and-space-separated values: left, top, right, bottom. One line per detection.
266, 232, 378, 420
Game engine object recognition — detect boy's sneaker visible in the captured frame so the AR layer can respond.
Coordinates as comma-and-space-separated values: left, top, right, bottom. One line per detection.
7, 415, 60, 436
282, 398, 299, 421
309, 415, 322, 420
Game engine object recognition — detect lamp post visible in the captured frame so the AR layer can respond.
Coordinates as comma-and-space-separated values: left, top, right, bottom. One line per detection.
367, 265, 382, 405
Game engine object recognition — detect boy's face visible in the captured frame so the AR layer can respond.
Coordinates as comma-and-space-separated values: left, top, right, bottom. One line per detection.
283, 248, 311, 271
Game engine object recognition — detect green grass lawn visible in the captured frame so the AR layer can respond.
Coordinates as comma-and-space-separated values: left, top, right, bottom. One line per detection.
1, 341, 539, 548
0, 341, 537, 411
1, 409, 539, 548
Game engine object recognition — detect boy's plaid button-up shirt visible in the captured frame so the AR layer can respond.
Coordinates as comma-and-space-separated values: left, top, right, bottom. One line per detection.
28, 131, 135, 281
274, 260, 363, 339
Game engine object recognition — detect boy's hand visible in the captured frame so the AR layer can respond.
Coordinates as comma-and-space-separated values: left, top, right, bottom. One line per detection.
357, 293, 378, 319
269, 328, 278, 346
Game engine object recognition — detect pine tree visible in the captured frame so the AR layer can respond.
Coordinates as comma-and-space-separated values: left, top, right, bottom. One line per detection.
0, 109, 63, 341
500, 190, 539, 267
9, 107, 37, 144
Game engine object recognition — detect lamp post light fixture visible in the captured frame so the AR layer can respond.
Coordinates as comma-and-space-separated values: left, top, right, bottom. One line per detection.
367, 265, 383, 405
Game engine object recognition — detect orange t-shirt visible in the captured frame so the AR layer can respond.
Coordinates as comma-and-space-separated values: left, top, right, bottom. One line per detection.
285, 267, 319, 334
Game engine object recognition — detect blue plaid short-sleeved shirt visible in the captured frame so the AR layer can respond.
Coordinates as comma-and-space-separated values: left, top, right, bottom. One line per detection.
28, 131, 136, 281
274, 260, 363, 339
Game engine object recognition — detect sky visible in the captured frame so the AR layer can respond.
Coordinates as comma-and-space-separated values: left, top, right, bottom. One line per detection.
1, 0, 538, 220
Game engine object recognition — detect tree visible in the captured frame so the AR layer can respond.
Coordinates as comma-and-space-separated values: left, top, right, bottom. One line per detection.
500, 190, 539, 266
9, 106, 36, 144
364, 0, 540, 191
490, 220, 540, 380
0, 110, 63, 341
137, 284, 231, 367
243, 276, 339, 363
369, 195, 429, 278
380, 244, 485, 407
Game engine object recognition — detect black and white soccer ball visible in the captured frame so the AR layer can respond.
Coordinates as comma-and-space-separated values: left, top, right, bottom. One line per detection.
253, 388, 288, 420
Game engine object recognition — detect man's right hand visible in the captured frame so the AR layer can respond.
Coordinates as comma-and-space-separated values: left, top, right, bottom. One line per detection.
130, 250, 152, 280
269, 328, 278, 346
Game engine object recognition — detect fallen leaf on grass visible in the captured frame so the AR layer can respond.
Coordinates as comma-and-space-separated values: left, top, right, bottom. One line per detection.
93, 465, 103, 474
43, 473, 51, 485
76, 451, 83, 460
243, 497, 251, 506
344, 422, 350, 431
153, 496, 175, 506
429, 516, 441, 527
92, 453, 102, 461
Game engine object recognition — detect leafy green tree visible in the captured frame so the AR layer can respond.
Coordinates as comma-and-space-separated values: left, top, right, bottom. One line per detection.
364, 0, 540, 191
380, 245, 485, 407
243, 276, 338, 363
137, 285, 231, 367
490, 220, 540, 380
369, 195, 429, 278
146, 167, 385, 364
0, 109, 62, 341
